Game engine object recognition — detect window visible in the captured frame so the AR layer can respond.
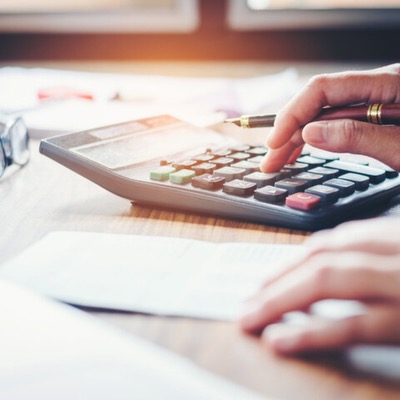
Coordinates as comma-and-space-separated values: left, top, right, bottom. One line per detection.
0, 0, 199, 33
228, 0, 400, 30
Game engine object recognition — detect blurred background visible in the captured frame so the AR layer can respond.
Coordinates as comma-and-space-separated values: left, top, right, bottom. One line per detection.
0, 0, 399, 63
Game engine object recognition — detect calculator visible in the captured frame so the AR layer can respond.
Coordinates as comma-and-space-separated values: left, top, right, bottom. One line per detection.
39, 114, 400, 231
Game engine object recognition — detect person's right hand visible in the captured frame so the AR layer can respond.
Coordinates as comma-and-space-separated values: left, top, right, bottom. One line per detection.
260, 64, 400, 173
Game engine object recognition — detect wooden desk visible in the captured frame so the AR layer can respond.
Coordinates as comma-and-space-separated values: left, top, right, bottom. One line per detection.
1, 62, 400, 399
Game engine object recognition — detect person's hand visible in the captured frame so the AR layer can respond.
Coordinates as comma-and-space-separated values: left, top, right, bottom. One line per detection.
239, 218, 400, 355
261, 64, 400, 173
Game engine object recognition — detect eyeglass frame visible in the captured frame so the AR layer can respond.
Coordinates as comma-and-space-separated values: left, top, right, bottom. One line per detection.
0, 116, 30, 178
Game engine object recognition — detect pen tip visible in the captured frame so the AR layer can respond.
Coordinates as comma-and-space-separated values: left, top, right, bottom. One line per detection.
224, 118, 240, 124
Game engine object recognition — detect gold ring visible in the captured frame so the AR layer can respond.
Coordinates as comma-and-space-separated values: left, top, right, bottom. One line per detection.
367, 103, 382, 124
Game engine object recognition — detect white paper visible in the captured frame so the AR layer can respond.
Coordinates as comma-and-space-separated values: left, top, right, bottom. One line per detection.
0, 279, 268, 399
0, 231, 305, 320
0, 66, 299, 138
2, 232, 400, 383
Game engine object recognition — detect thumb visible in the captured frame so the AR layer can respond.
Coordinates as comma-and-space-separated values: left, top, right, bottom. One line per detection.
302, 120, 400, 171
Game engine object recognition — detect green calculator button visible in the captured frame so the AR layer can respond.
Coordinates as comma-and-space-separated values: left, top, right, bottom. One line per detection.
169, 169, 195, 184
150, 165, 176, 181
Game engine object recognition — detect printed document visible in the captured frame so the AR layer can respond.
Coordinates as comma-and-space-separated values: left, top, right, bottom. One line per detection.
0, 231, 305, 320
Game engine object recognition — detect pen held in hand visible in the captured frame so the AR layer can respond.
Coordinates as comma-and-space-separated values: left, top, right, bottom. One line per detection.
225, 103, 400, 128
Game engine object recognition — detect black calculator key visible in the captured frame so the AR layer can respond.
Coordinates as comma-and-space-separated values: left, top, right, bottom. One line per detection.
324, 160, 386, 184
308, 166, 339, 179
275, 178, 309, 194
297, 155, 326, 167
283, 162, 308, 174
254, 185, 287, 204
214, 166, 246, 181
339, 173, 370, 191
305, 184, 340, 203
309, 151, 339, 162
192, 162, 217, 175
244, 171, 281, 188
192, 174, 226, 190
383, 167, 399, 179
223, 179, 257, 196
323, 178, 355, 196
294, 172, 324, 186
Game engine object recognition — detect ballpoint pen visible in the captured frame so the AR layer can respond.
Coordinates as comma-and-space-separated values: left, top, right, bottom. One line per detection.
224, 103, 400, 128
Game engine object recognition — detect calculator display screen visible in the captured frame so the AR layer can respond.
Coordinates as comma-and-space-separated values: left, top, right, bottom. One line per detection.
71, 124, 224, 170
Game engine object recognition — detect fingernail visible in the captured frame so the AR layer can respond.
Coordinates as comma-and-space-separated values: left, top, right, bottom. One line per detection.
304, 122, 328, 145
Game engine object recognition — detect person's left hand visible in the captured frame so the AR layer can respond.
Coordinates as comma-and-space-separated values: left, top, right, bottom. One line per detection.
239, 218, 400, 354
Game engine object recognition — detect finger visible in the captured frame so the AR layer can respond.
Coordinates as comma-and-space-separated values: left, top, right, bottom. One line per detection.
260, 129, 304, 172
262, 303, 400, 354
306, 218, 400, 255
268, 65, 400, 150
240, 253, 400, 333
302, 120, 400, 171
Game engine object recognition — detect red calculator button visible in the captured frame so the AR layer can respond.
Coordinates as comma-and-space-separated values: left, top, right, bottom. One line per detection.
285, 192, 320, 210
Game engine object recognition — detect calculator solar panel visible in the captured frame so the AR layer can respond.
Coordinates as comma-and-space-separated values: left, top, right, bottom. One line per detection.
39, 115, 400, 231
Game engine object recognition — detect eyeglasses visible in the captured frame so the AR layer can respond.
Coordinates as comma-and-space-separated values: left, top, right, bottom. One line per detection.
0, 116, 30, 178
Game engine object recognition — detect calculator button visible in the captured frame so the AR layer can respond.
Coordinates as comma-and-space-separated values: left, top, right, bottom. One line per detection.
150, 165, 176, 181
230, 152, 252, 161
294, 172, 324, 186
246, 146, 268, 156
308, 166, 339, 179
192, 162, 217, 175
212, 157, 234, 167
383, 167, 398, 179
286, 192, 321, 210
254, 185, 287, 204
277, 169, 292, 179
244, 171, 281, 188
172, 159, 198, 170
283, 162, 309, 174
305, 184, 340, 203
324, 160, 386, 184
223, 179, 257, 196
169, 169, 195, 184
214, 166, 246, 182
193, 153, 215, 162
213, 149, 232, 157
275, 178, 309, 194
191, 174, 226, 190
296, 155, 326, 167
231, 161, 260, 174
247, 155, 264, 163
339, 173, 370, 191
323, 178, 355, 196
309, 150, 339, 162
229, 144, 251, 152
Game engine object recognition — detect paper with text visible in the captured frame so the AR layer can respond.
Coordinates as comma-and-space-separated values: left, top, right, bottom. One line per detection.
0, 231, 305, 320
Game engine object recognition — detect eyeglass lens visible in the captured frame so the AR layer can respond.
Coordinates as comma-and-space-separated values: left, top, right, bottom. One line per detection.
0, 117, 29, 177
